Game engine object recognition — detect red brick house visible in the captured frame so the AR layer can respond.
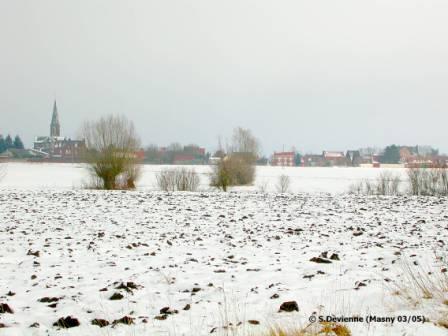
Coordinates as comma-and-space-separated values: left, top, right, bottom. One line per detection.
322, 151, 348, 166
272, 152, 295, 166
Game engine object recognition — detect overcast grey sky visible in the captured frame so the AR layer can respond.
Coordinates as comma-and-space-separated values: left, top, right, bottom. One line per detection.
1, 0, 447, 155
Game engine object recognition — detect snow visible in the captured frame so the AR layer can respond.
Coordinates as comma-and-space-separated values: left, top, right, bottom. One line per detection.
0, 162, 409, 193
0, 163, 446, 335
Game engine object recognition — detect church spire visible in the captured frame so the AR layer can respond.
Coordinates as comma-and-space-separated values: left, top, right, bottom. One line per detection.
50, 100, 61, 137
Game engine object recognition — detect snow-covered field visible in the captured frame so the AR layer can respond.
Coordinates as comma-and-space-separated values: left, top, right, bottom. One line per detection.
0, 164, 447, 336
0, 162, 409, 193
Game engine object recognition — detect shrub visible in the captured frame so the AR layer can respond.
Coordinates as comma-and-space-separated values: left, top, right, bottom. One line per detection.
210, 127, 259, 191
156, 169, 176, 192
156, 167, 200, 192
350, 167, 448, 197
348, 171, 401, 196
276, 174, 291, 193
174, 168, 200, 191
375, 171, 401, 195
82, 115, 141, 190
407, 166, 448, 196
257, 179, 269, 193
228, 153, 256, 185
210, 155, 255, 191
210, 158, 232, 192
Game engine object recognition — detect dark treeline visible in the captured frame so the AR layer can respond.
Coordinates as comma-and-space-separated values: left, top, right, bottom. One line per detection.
144, 143, 209, 165
0, 134, 24, 153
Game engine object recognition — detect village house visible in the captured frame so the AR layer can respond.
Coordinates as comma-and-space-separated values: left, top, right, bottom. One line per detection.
302, 154, 325, 167
322, 151, 348, 166
272, 151, 295, 166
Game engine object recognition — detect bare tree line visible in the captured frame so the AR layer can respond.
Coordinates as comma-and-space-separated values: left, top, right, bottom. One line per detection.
349, 167, 448, 196
80, 116, 262, 192
76, 114, 448, 196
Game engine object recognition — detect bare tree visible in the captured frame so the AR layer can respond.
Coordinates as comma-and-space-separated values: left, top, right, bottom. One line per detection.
82, 115, 141, 190
276, 174, 291, 193
230, 127, 260, 160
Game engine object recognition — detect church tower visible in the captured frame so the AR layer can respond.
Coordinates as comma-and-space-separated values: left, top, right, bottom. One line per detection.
50, 100, 61, 137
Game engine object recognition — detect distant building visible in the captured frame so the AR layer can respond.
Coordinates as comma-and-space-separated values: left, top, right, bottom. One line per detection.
144, 144, 207, 164
0, 148, 41, 160
173, 154, 197, 164
302, 151, 349, 167
322, 151, 348, 166
272, 152, 295, 166
33, 101, 86, 160
302, 154, 325, 167
183, 145, 206, 156
323, 151, 344, 159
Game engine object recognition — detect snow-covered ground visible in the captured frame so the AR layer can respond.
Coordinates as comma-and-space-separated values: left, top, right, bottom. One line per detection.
0, 162, 408, 193
0, 164, 447, 335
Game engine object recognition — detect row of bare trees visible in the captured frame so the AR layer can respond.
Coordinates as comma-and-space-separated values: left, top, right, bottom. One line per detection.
349, 167, 448, 196
75, 114, 448, 196
81, 115, 261, 192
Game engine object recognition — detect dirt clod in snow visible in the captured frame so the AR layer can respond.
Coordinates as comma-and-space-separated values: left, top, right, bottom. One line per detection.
109, 292, 124, 300
310, 257, 332, 264
0, 303, 14, 314
279, 301, 299, 312
112, 316, 134, 325
53, 316, 80, 328
91, 318, 110, 327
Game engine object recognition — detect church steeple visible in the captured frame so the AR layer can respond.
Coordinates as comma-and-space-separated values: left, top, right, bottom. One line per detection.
50, 100, 61, 137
